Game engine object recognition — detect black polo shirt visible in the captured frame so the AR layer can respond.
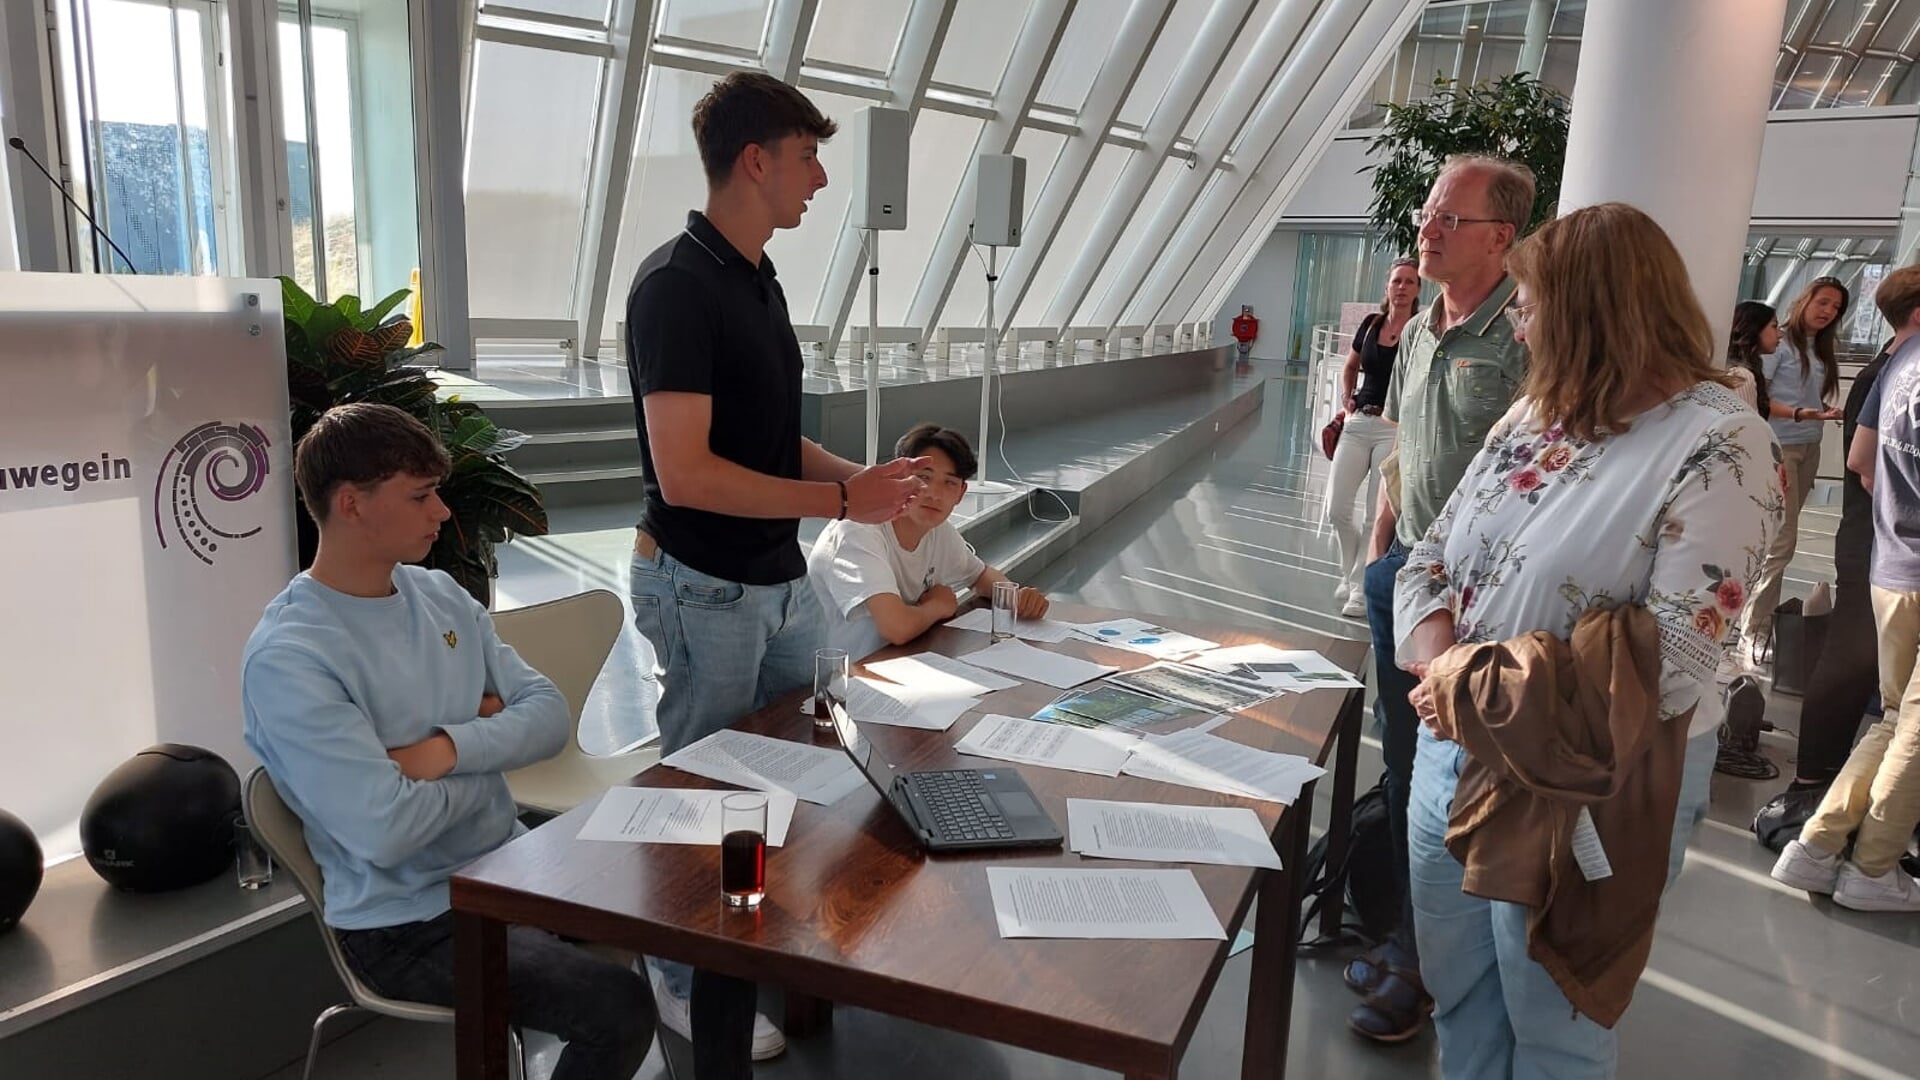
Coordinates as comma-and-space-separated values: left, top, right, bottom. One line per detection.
625, 211, 805, 585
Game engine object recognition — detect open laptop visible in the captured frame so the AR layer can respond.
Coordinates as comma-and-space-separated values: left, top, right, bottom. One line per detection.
827, 701, 1063, 851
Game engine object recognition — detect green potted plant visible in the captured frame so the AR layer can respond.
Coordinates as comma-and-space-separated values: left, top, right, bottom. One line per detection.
279, 276, 548, 606
1364, 72, 1570, 255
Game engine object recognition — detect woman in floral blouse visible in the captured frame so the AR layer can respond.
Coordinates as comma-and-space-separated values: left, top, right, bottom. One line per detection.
1393, 203, 1782, 1080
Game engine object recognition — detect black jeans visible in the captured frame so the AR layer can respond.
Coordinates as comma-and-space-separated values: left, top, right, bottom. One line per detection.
337, 914, 757, 1080
1363, 543, 1421, 960
1795, 577, 1879, 783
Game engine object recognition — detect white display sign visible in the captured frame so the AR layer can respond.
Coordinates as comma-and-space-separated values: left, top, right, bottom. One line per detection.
0, 273, 295, 858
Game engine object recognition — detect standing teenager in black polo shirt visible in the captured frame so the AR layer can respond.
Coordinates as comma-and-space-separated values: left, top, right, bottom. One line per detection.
622, 72, 925, 1068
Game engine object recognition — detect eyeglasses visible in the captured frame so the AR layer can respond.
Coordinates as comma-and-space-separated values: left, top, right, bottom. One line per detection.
1504, 303, 1537, 333
1411, 209, 1504, 232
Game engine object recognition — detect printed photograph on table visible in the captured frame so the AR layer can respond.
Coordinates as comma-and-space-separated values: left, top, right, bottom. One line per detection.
1033, 683, 1215, 735
1069, 617, 1219, 660
1187, 645, 1364, 692
1107, 661, 1272, 713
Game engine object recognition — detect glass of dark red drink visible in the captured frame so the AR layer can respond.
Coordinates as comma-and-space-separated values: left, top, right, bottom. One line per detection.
720, 793, 768, 909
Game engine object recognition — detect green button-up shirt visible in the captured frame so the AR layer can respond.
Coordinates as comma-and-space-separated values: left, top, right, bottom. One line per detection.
1386, 276, 1525, 546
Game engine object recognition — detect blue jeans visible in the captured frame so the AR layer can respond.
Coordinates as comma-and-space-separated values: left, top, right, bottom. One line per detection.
629, 545, 822, 756
1408, 726, 1717, 1080
1363, 542, 1422, 957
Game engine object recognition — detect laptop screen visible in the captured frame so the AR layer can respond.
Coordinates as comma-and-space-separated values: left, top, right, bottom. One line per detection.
829, 700, 901, 800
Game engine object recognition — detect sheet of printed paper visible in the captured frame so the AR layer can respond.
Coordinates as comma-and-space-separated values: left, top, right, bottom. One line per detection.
960, 638, 1120, 689
1186, 644, 1365, 692
1068, 617, 1221, 660
986, 866, 1227, 940
663, 729, 867, 805
865, 651, 1020, 697
1106, 661, 1273, 712
1120, 729, 1326, 804
946, 607, 1082, 644
800, 676, 977, 731
577, 787, 798, 846
953, 713, 1134, 776
1066, 799, 1281, 869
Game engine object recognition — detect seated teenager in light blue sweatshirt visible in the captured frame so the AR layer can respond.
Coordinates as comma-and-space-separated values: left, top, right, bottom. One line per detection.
241, 403, 682, 1080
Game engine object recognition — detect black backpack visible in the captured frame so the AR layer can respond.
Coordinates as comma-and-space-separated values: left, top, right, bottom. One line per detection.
1296, 779, 1402, 949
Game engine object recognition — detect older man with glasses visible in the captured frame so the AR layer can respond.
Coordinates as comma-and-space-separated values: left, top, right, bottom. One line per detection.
1347, 152, 1536, 1045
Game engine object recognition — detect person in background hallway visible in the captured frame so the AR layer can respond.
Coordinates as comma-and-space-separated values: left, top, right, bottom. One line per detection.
1397, 203, 1780, 1080
1724, 300, 1778, 415
622, 71, 926, 1070
1772, 265, 1920, 912
1350, 154, 1534, 1043
1326, 258, 1418, 620
1744, 277, 1848, 664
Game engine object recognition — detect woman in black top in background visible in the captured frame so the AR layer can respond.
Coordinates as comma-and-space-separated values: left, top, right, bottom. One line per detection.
1326, 258, 1419, 619
1727, 300, 1779, 418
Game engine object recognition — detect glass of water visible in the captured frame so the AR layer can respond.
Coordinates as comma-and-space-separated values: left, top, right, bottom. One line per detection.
991, 580, 1019, 641
813, 648, 849, 731
234, 818, 273, 890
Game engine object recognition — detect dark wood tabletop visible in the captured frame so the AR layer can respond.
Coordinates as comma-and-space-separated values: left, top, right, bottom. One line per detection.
453, 602, 1368, 1080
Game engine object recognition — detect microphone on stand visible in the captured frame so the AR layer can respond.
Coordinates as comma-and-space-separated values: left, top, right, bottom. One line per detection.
6, 135, 141, 274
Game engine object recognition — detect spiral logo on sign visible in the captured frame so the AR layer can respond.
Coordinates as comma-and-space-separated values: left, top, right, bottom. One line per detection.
153, 422, 273, 566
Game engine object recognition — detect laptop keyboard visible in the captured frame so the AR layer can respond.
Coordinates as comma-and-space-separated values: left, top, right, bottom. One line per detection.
913, 770, 1017, 841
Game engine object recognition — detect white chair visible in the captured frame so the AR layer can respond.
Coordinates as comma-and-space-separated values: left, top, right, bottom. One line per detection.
497, 589, 662, 813
243, 768, 527, 1080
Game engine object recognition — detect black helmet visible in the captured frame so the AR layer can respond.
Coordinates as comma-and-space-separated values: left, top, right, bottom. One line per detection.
0, 808, 42, 931
81, 745, 241, 892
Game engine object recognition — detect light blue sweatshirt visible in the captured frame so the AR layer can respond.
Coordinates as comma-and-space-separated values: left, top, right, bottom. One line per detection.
241, 566, 568, 929
1763, 339, 1831, 446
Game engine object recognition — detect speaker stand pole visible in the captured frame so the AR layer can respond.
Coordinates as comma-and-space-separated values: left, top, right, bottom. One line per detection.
864, 228, 881, 465
977, 245, 998, 487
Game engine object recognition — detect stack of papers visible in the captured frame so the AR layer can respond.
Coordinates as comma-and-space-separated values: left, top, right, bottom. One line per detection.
1121, 729, 1326, 804
1188, 645, 1364, 693
803, 677, 977, 731
1107, 662, 1274, 713
954, 713, 1135, 776
1069, 618, 1220, 660
946, 607, 1081, 643
959, 638, 1120, 689
663, 729, 867, 805
865, 652, 1019, 697
1066, 799, 1282, 869
986, 866, 1226, 940
577, 787, 798, 846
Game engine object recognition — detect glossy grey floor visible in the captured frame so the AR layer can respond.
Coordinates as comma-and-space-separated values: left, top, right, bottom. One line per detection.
268, 376, 1920, 1080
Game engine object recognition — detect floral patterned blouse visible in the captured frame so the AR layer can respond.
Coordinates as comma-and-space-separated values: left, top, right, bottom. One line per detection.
1394, 382, 1784, 737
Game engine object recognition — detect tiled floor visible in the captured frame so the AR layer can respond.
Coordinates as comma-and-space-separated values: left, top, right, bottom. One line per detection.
272, 375, 1920, 1080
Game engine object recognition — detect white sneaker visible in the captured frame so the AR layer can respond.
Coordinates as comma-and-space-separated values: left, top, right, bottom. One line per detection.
1833, 861, 1920, 913
649, 969, 787, 1061
1334, 582, 1351, 604
1341, 595, 1366, 619
1769, 839, 1841, 894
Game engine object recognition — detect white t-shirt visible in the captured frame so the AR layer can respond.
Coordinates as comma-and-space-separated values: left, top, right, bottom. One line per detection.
807, 519, 986, 660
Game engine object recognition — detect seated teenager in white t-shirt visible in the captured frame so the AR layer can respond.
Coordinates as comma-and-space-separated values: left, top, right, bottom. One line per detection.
807, 423, 1049, 659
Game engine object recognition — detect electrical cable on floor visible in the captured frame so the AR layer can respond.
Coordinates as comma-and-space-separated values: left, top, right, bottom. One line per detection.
968, 239, 1074, 525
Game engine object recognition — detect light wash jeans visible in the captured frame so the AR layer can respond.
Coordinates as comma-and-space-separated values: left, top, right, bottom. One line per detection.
629, 543, 822, 1004
1408, 725, 1716, 1080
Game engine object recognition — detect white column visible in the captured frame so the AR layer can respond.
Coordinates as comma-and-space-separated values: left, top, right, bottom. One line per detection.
1559, 0, 1787, 354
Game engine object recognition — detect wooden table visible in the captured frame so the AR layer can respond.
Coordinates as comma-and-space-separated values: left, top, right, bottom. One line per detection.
453, 603, 1367, 1079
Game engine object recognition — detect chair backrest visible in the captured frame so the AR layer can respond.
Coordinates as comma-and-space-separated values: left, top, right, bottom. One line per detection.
243, 768, 452, 1023
491, 589, 625, 747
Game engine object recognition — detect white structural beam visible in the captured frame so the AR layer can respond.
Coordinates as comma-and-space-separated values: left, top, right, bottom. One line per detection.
1083, 0, 1324, 329
1163, 0, 1426, 327
988, 0, 1175, 335
812, 0, 958, 358
413, 0, 475, 369
1039, 0, 1274, 331
0, 0, 70, 271
903, 0, 1074, 347
763, 0, 822, 83
1120, 0, 1380, 328
228, 0, 298, 279
574, 0, 656, 359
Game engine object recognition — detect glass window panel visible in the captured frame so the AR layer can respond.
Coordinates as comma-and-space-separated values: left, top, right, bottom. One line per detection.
1812, 0, 1872, 46
485, 0, 611, 22
1080, 153, 1184, 325
1116, 0, 1212, 128
1034, 3, 1120, 111
1538, 39, 1581, 98
1868, 0, 1920, 52
807, 0, 913, 73
308, 22, 360, 299
878, 110, 983, 320
1185, 0, 1284, 140
343, 0, 422, 305
658, 0, 770, 52
932, 0, 1027, 91
1010, 142, 1129, 325
948, 127, 1061, 326
465, 41, 603, 319
1836, 55, 1898, 106
606, 66, 713, 342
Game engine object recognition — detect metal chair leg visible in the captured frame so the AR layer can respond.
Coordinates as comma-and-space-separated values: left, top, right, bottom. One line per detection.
301, 1003, 363, 1080
508, 1026, 526, 1080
